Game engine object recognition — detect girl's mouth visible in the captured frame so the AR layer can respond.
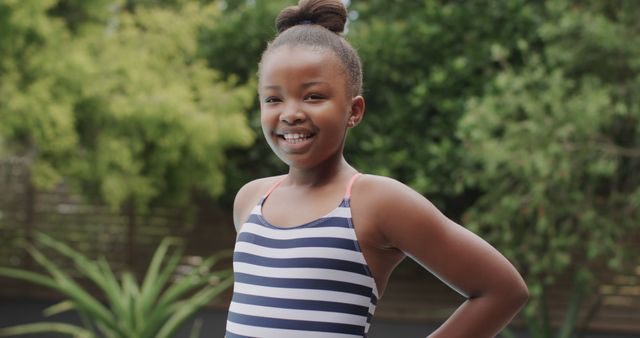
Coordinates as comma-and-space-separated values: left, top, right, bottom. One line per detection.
280, 132, 313, 143
274, 130, 316, 153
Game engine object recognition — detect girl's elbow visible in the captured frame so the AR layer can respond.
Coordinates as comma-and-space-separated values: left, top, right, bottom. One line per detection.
517, 285, 529, 305
509, 277, 529, 309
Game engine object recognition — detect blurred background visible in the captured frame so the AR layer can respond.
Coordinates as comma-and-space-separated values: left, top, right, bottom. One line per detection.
0, 0, 638, 337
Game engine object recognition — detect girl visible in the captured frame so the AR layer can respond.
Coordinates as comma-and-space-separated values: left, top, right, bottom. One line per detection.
225, 0, 528, 337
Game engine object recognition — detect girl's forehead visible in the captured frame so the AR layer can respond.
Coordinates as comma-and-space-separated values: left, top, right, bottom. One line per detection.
261, 46, 344, 78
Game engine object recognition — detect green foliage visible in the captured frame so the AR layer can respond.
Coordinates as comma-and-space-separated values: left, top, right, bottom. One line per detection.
198, 0, 289, 83
348, 0, 542, 209
0, 233, 233, 338
458, 1, 640, 336
0, 0, 255, 211
460, 59, 617, 301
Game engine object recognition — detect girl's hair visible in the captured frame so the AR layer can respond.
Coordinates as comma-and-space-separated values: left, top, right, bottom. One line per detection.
260, 0, 363, 97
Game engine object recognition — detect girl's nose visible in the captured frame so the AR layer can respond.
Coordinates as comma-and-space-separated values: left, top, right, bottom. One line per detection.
280, 103, 306, 125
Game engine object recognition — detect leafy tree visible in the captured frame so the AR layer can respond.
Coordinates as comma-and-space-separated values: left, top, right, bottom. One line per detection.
199, 0, 289, 83
458, 1, 640, 336
348, 0, 542, 213
0, 0, 255, 211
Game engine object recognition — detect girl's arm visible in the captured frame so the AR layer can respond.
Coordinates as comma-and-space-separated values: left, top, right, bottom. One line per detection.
365, 176, 528, 338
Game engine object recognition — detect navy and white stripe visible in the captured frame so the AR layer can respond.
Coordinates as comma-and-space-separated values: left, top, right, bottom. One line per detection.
226, 197, 379, 338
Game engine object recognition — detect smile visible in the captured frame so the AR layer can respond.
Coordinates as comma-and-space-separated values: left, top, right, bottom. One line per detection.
282, 132, 312, 143
276, 131, 315, 144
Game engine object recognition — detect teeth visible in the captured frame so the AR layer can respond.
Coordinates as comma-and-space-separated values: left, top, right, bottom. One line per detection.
283, 133, 311, 143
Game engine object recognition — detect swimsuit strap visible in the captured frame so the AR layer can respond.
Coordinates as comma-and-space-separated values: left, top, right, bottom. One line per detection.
262, 176, 287, 199
345, 172, 362, 199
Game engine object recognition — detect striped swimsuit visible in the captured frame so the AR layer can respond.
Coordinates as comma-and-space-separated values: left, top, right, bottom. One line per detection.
226, 173, 379, 338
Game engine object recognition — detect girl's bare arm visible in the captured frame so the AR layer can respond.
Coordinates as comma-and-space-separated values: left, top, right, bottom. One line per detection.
363, 176, 528, 338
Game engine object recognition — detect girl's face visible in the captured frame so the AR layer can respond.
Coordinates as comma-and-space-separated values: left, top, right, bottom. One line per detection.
259, 46, 363, 169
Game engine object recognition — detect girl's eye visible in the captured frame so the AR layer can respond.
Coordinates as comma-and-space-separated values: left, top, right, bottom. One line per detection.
305, 94, 324, 101
264, 96, 281, 103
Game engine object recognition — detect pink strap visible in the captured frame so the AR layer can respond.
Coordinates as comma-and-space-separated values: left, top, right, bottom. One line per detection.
263, 176, 287, 198
345, 173, 362, 198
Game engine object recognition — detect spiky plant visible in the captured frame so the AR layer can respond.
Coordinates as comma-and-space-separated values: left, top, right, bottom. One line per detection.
0, 233, 233, 338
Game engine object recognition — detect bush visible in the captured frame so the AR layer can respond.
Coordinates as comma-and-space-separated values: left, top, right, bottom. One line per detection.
0, 233, 233, 338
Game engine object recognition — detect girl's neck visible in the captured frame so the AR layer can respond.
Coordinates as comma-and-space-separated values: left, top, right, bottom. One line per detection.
286, 155, 355, 188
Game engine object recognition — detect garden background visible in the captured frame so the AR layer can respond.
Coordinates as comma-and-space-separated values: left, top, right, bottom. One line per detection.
0, 0, 639, 337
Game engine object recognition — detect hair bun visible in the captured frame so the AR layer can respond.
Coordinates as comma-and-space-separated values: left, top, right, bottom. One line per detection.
276, 0, 348, 34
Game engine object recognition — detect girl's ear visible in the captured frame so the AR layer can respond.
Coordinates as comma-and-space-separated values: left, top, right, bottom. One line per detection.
348, 95, 365, 128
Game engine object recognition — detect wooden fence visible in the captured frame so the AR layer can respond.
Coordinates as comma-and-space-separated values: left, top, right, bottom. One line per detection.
0, 158, 639, 334
0, 157, 237, 302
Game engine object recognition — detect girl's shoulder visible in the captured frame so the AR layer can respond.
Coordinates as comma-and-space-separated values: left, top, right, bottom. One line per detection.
351, 174, 441, 231
353, 174, 422, 204
233, 175, 286, 231
237, 175, 286, 197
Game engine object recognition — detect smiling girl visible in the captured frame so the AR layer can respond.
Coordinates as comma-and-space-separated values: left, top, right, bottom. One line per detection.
225, 1, 528, 337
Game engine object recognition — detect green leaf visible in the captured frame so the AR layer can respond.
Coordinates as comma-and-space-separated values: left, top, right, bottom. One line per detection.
0, 322, 94, 338
155, 275, 234, 338
142, 257, 231, 338
24, 245, 122, 336
95, 256, 127, 323
35, 233, 123, 304
138, 237, 183, 319
0, 267, 59, 290
43, 300, 75, 317
120, 271, 140, 333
